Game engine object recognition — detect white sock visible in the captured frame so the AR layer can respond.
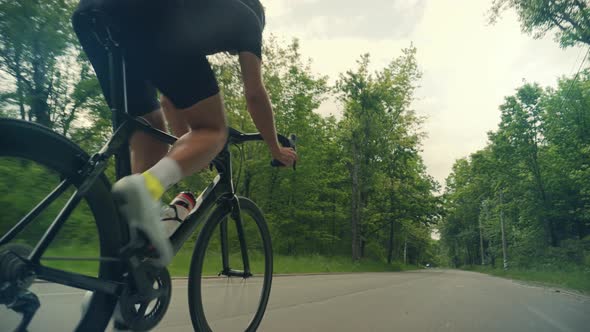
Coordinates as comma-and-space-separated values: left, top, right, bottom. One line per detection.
146, 157, 183, 193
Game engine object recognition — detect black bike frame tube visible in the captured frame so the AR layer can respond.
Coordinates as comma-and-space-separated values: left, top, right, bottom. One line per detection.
29, 191, 83, 263
220, 217, 230, 271
107, 46, 132, 180
36, 265, 122, 295
0, 179, 70, 246
169, 176, 225, 254
130, 117, 177, 146
232, 202, 251, 274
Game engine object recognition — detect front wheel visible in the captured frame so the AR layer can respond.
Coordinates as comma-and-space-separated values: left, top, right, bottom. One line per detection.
188, 197, 272, 332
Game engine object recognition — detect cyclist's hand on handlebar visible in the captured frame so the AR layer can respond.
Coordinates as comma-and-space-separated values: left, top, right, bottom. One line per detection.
271, 147, 298, 167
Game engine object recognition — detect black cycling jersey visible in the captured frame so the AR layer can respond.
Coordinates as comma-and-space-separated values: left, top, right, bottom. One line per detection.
73, 0, 263, 114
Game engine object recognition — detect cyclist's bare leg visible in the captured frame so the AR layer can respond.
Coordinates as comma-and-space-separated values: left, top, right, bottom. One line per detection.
129, 110, 169, 173
128, 93, 227, 193
161, 95, 190, 138
166, 93, 228, 176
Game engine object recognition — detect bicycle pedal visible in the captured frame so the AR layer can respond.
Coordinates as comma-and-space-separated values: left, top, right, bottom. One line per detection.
120, 231, 164, 266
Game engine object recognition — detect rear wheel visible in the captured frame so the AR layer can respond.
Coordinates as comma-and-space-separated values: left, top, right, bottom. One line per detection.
0, 119, 126, 332
188, 197, 272, 331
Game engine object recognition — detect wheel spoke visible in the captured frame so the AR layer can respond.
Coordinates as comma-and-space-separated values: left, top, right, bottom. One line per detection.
137, 303, 148, 317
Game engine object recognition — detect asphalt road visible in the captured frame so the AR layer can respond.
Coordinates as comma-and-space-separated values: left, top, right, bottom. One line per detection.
1, 269, 588, 331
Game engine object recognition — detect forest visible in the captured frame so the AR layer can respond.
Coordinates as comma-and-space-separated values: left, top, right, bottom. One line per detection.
440, 0, 590, 278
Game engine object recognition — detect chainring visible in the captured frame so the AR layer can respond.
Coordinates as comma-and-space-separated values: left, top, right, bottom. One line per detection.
118, 264, 172, 331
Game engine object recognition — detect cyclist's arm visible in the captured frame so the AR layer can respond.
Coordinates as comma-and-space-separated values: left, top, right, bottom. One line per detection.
238, 52, 281, 154
238, 52, 297, 166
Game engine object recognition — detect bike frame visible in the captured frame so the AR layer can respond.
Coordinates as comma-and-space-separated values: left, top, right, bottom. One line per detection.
0, 15, 253, 296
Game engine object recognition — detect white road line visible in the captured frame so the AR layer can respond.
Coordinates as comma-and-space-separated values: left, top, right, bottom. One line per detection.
526, 305, 574, 332
37, 291, 85, 297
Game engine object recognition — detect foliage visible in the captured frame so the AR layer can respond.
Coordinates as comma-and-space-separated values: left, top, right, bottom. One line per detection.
440, 73, 590, 271
0, 0, 87, 128
335, 48, 440, 262
490, 0, 590, 47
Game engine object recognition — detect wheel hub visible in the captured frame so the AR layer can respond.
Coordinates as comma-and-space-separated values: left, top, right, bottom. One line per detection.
0, 244, 35, 304
0, 243, 40, 332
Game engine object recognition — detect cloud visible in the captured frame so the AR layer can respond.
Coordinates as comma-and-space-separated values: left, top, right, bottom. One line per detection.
266, 0, 427, 39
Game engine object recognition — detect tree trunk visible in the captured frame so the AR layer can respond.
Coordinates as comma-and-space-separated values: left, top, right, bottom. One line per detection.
403, 237, 407, 264
31, 37, 51, 127
17, 82, 26, 120
387, 187, 396, 264
350, 143, 361, 261
479, 215, 485, 265
529, 143, 558, 246
489, 238, 496, 268
268, 169, 278, 210
387, 221, 394, 264
14, 50, 27, 121
332, 192, 337, 254
243, 169, 252, 198
500, 192, 509, 270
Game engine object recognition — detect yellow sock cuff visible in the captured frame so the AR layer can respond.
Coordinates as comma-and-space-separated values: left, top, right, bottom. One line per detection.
143, 171, 165, 200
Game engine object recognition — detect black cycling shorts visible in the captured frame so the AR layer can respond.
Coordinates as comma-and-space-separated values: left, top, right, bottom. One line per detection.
73, 0, 262, 116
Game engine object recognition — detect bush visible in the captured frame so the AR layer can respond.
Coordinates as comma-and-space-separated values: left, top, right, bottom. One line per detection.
506, 237, 589, 270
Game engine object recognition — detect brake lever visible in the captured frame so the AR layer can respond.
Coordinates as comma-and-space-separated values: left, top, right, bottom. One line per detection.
270, 134, 297, 170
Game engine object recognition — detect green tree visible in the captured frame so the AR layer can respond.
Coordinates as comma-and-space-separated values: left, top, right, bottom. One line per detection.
543, 70, 590, 240
493, 83, 557, 245
441, 72, 590, 270
0, 0, 79, 128
336, 47, 434, 261
490, 0, 590, 47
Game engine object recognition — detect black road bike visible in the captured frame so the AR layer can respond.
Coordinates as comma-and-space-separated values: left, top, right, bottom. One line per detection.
0, 10, 295, 332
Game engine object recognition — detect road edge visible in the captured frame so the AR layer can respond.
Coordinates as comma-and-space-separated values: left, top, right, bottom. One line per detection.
461, 269, 590, 299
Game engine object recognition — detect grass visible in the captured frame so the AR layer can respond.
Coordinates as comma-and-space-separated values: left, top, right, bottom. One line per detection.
35, 245, 418, 277
464, 265, 590, 294
41, 245, 100, 275
272, 254, 416, 274
168, 248, 417, 276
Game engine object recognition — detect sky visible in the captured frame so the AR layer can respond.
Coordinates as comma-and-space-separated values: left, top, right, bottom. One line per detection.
262, 0, 584, 187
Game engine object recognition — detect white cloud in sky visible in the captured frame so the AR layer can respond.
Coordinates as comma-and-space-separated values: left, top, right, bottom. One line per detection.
263, 0, 582, 186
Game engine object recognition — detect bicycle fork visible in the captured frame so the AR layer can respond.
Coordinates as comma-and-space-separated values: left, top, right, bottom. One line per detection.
219, 197, 252, 278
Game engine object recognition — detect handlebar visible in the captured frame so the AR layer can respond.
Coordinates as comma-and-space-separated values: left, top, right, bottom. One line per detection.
270, 134, 297, 169
228, 127, 297, 170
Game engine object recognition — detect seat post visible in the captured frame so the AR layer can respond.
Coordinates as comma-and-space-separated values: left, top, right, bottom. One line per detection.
101, 34, 127, 126
107, 46, 132, 179
96, 22, 132, 180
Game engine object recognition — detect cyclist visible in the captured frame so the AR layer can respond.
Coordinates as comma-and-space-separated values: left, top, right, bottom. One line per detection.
73, 0, 297, 267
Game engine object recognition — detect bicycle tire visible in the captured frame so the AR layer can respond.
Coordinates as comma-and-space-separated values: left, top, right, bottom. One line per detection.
188, 197, 272, 332
0, 118, 127, 332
